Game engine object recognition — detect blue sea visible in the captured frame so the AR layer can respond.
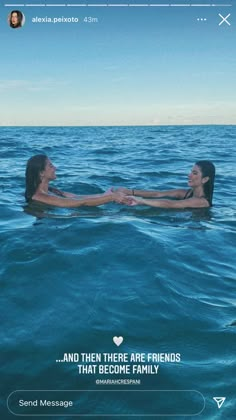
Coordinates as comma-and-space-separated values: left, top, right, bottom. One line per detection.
1, 125, 236, 420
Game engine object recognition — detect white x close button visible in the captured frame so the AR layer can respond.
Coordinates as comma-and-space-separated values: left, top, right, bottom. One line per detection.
218, 13, 231, 26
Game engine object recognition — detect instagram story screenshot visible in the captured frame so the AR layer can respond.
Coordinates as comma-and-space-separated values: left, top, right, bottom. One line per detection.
0, 0, 235, 419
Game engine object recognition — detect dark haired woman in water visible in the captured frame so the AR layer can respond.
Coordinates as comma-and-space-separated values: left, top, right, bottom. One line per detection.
117, 161, 215, 209
25, 154, 125, 207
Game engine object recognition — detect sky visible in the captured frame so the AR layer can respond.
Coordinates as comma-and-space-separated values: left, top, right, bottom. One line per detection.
0, 0, 235, 125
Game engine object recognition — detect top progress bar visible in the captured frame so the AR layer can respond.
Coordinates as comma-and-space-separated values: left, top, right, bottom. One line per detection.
4, 3, 233, 7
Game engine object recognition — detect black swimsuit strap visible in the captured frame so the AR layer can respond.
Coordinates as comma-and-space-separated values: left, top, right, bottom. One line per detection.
48, 186, 65, 197
184, 189, 210, 204
184, 189, 193, 199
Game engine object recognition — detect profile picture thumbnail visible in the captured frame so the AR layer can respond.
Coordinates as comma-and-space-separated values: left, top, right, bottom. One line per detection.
8, 10, 25, 29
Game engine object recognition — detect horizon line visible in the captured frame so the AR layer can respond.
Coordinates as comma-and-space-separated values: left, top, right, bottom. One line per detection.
0, 123, 235, 128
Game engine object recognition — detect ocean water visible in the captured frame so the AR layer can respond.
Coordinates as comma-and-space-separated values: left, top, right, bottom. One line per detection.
1, 125, 236, 420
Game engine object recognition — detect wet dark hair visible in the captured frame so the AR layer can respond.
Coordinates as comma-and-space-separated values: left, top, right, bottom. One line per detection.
9, 10, 23, 28
195, 160, 215, 206
25, 155, 48, 202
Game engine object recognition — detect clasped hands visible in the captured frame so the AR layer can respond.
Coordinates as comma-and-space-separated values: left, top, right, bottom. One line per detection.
104, 187, 144, 206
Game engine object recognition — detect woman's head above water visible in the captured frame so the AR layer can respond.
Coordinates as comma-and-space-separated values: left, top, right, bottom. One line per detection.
188, 160, 215, 206
25, 154, 56, 202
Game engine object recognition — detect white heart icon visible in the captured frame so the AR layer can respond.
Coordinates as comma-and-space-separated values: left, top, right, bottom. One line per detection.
113, 336, 123, 347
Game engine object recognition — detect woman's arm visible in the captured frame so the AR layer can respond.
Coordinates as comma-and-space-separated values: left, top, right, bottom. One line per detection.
32, 191, 126, 208
128, 196, 209, 209
49, 187, 114, 199
116, 187, 188, 199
